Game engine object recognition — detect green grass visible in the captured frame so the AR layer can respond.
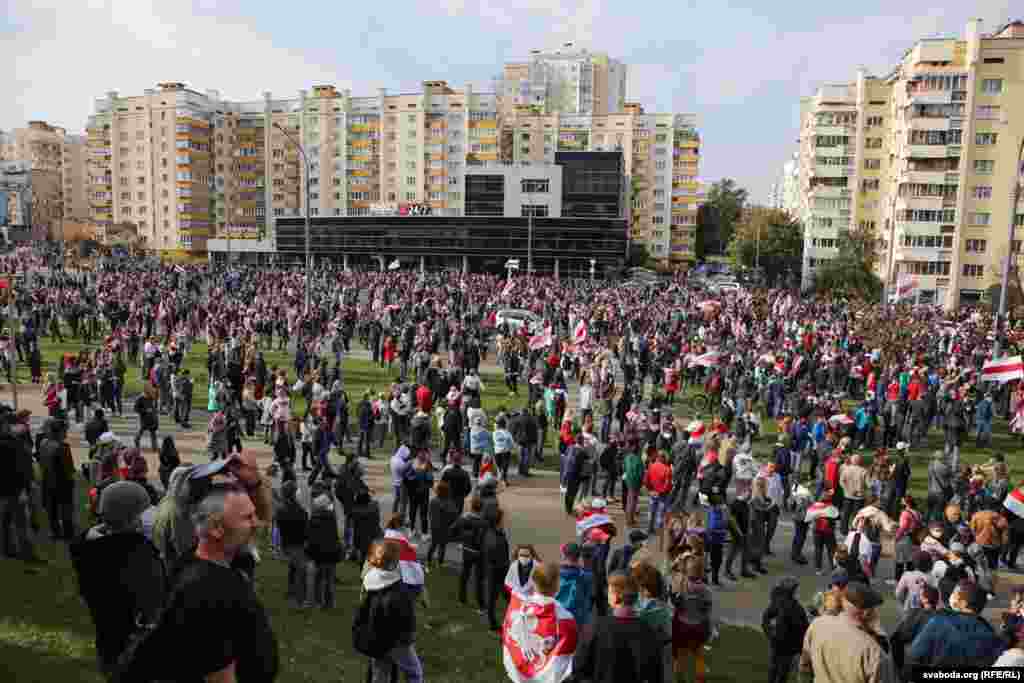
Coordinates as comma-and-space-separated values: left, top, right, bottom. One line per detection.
0, 489, 770, 683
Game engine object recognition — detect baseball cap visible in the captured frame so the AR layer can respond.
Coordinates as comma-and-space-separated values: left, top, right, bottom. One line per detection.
99, 481, 152, 530
189, 454, 241, 481
844, 582, 884, 610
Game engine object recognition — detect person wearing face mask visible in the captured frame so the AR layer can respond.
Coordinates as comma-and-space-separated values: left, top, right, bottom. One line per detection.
907, 580, 1005, 670
800, 582, 895, 683
504, 544, 541, 598
70, 481, 167, 680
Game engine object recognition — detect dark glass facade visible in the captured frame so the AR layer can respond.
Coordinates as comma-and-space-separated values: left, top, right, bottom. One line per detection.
465, 174, 505, 216
555, 151, 624, 219
275, 215, 626, 276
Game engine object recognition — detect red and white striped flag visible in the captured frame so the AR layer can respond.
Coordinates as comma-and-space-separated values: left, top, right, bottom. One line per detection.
982, 355, 1023, 384
687, 350, 722, 368
1005, 487, 1024, 519
502, 279, 516, 298
891, 274, 919, 303
529, 326, 553, 351
383, 530, 425, 588
573, 319, 588, 345
503, 593, 578, 683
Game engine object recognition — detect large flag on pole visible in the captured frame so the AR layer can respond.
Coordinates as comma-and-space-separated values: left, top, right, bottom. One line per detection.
502, 279, 516, 298
529, 326, 553, 351
572, 319, 588, 345
687, 350, 722, 368
982, 355, 1024, 384
502, 593, 578, 683
388, 259, 401, 271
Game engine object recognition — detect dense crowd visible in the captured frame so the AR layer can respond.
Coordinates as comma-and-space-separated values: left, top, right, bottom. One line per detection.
2, 253, 1024, 682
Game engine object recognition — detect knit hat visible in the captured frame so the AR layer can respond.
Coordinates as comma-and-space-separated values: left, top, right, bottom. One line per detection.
98, 481, 151, 530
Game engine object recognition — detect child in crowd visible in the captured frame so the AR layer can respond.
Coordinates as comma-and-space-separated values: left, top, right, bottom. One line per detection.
673, 555, 714, 683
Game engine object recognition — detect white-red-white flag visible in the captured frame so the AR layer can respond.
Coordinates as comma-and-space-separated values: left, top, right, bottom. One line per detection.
687, 350, 722, 368
983, 355, 1023, 384
502, 593, 578, 683
502, 279, 516, 298
529, 327, 553, 351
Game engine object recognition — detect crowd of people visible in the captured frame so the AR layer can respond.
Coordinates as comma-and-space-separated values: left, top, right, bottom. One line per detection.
2, 251, 1024, 682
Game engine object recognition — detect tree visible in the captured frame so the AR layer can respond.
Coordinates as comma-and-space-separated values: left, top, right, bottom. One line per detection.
728, 207, 803, 287
697, 179, 748, 257
814, 223, 883, 300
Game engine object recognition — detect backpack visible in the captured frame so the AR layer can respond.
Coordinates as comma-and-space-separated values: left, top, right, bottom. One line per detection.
352, 595, 398, 659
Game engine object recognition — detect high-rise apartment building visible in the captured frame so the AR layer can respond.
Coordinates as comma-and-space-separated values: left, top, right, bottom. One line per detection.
501, 44, 627, 117
795, 19, 1024, 308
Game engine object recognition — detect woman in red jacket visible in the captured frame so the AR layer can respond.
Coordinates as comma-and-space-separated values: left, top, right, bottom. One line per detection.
382, 336, 396, 370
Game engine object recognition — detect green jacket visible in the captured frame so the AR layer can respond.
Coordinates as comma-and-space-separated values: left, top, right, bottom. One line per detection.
623, 452, 644, 489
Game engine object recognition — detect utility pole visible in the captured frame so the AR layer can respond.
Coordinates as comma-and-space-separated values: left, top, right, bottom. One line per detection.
274, 123, 312, 314
994, 136, 1024, 359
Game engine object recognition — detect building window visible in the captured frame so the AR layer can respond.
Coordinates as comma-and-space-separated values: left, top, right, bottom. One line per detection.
310, 208, 319, 216
406, 176, 416, 185
965, 239, 987, 252
973, 186, 992, 199
861, 178, 880, 192
865, 138, 883, 149
274, 208, 284, 216
864, 158, 881, 170
865, 116, 883, 127
976, 106, 1001, 120
981, 79, 1003, 94
405, 192, 416, 201
975, 132, 998, 145
962, 264, 984, 278
974, 159, 995, 174
521, 205, 548, 217
521, 178, 549, 193
968, 212, 991, 226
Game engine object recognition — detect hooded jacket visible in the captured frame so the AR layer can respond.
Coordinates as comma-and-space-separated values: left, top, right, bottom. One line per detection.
360, 568, 416, 647
556, 564, 594, 626
69, 530, 168, 672
761, 579, 810, 655
907, 609, 1005, 669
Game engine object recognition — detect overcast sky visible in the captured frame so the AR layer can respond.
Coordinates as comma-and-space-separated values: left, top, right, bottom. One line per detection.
2, 1, 1017, 201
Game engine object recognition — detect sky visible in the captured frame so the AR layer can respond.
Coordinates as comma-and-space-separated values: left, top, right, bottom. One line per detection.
2, 0, 1018, 202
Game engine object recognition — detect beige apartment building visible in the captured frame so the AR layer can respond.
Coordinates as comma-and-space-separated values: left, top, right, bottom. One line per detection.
796, 19, 1024, 308
501, 44, 628, 117
0, 120, 88, 239
86, 59, 700, 265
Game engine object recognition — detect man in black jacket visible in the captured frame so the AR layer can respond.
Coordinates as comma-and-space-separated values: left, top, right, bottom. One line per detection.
449, 495, 487, 612
70, 481, 167, 679
84, 409, 109, 449
0, 411, 39, 561
569, 571, 663, 683
761, 576, 810, 683
39, 419, 75, 541
890, 584, 939, 680
481, 507, 511, 631
510, 408, 539, 478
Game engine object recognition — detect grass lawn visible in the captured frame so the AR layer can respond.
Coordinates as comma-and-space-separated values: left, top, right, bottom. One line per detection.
0, 490, 771, 683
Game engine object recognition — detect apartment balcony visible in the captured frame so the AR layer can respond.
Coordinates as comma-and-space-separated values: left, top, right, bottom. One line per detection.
906, 144, 951, 159
814, 164, 854, 178
814, 125, 857, 137
809, 185, 852, 199
815, 145, 854, 157
901, 169, 949, 185
908, 90, 953, 106
908, 117, 951, 132
896, 195, 947, 211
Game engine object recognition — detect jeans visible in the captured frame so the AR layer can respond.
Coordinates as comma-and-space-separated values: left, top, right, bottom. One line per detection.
392, 484, 408, 522
841, 497, 864, 535
408, 490, 428, 535
726, 535, 751, 575
284, 545, 311, 604
600, 414, 612, 444
768, 651, 796, 683
135, 426, 158, 452
358, 428, 371, 458
426, 539, 448, 564
311, 562, 337, 608
813, 531, 837, 572
486, 564, 509, 629
459, 549, 485, 608
647, 494, 668, 533
371, 644, 423, 683
518, 445, 534, 476
624, 487, 640, 526
0, 495, 35, 559
46, 489, 75, 540
792, 521, 808, 560
174, 398, 190, 425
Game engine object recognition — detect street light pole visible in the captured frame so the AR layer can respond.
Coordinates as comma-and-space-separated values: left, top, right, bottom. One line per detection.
754, 219, 761, 271
994, 136, 1024, 359
274, 122, 312, 314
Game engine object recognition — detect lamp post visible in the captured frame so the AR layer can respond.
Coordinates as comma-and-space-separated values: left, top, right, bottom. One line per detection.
589, 258, 596, 281
273, 122, 312, 314
994, 135, 1024, 359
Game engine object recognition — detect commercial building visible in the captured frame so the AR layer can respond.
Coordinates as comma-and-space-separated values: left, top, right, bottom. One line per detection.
273, 214, 626, 278
794, 19, 1024, 308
